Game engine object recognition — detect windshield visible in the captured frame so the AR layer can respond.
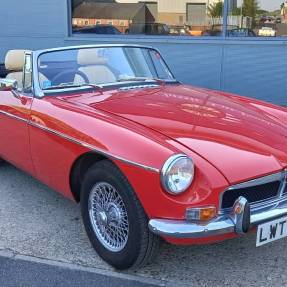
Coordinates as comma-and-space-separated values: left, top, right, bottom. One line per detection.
38, 46, 175, 90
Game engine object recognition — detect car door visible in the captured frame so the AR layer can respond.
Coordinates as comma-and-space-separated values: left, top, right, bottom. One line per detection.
0, 52, 35, 174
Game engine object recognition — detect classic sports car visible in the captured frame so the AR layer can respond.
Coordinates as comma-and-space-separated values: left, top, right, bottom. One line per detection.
1, 45, 287, 270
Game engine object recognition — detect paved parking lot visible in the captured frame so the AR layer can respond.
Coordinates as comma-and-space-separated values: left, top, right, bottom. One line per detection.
1, 162, 287, 286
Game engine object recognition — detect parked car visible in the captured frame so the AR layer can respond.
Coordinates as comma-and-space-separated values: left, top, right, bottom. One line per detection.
228, 28, 256, 37
203, 28, 222, 36
258, 26, 277, 37
2, 45, 287, 270
126, 23, 170, 35
203, 24, 239, 36
73, 25, 121, 35
276, 17, 282, 24
169, 25, 191, 36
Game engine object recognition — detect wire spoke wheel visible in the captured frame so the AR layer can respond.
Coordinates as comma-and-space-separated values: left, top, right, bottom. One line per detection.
88, 182, 129, 252
82, 161, 160, 269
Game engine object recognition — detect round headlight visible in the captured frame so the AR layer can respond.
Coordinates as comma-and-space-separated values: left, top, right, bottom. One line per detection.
161, 154, 195, 195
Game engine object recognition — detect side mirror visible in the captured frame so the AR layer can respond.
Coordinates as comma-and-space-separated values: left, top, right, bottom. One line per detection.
0, 79, 18, 91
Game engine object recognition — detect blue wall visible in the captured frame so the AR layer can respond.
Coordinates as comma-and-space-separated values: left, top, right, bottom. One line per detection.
0, 0, 286, 106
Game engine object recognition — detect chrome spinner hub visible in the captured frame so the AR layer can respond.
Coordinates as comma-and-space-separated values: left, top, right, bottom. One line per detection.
88, 182, 129, 252
97, 211, 108, 226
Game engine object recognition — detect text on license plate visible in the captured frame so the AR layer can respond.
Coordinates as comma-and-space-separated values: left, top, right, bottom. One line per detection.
256, 217, 287, 247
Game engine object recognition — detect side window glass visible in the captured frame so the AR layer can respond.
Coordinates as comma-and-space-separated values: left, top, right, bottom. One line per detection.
23, 55, 32, 92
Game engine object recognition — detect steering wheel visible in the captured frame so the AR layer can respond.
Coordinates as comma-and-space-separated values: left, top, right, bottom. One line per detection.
51, 70, 89, 86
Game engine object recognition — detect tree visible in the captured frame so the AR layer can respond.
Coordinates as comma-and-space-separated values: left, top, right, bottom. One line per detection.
232, 7, 242, 16
208, 1, 223, 18
242, 0, 259, 27
208, 0, 223, 28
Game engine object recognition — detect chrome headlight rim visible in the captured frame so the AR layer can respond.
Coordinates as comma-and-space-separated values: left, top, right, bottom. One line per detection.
161, 154, 195, 195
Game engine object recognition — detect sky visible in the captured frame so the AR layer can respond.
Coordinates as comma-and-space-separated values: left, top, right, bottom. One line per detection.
117, 0, 283, 11
237, 0, 283, 11
237, 0, 286, 11
115, 0, 283, 12
259, 0, 283, 11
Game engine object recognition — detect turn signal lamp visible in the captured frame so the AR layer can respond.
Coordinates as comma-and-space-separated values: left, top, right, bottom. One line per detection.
186, 206, 217, 222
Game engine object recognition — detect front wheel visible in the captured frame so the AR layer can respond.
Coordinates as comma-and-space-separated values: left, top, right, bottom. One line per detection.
81, 160, 160, 270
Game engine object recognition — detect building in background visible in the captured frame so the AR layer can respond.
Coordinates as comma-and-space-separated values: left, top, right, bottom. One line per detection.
73, 2, 155, 33
73, 0, 228, 36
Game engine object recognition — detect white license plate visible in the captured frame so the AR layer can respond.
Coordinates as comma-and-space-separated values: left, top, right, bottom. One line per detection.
256, 217, 287, 247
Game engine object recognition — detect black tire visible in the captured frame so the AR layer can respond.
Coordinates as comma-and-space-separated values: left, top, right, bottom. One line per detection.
80, 160, 160, 270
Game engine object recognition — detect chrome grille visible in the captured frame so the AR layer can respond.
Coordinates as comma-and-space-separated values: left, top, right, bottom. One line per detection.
220, 171, 287, 212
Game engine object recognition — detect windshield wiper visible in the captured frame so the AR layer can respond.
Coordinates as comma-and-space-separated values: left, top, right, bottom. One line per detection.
43, 83, 102, 91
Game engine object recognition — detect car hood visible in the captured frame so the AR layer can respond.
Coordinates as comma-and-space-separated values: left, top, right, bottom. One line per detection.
65, 84, 287, 184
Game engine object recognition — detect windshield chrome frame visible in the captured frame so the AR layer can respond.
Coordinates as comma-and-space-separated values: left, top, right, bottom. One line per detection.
32, 44, 177, 98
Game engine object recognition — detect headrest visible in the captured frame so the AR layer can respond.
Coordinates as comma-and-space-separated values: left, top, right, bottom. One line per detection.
5, 50, 31, 71
77, 49, 108, 66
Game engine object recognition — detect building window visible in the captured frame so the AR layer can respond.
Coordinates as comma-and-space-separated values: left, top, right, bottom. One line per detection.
227, 0, 285, 37
71, 0, 224, 36
71, 0, 285, 38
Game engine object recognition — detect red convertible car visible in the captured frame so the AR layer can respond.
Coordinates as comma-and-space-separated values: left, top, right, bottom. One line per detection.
1, 45, 287, 270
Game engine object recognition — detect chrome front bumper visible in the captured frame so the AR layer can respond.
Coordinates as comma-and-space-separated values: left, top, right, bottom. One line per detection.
149, 196, 287, 239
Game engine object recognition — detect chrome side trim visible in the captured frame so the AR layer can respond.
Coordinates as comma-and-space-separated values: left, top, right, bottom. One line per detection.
0, 110, 160, 173
30, 121, 160, 173
0, 110, 29, 124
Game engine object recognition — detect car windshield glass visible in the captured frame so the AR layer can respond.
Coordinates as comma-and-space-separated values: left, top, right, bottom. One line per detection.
38, 46, 175, 90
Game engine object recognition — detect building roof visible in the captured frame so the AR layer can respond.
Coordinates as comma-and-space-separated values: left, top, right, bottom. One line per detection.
73, 2, 153, 20
72, 0, 115, 9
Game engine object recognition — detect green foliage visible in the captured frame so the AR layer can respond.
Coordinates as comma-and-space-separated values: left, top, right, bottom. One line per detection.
257, 9, 268, 15
232, 7, 242, 16
208, 1, 223, 18
242, 0, 259, 27
242, 0, 259, 17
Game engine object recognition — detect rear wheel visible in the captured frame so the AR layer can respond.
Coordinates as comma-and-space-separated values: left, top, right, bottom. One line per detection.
81, 160, 160, 270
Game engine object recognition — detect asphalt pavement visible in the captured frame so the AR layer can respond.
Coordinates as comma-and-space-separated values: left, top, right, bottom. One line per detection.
0, 250, 162, 287
1, 162, 287, 286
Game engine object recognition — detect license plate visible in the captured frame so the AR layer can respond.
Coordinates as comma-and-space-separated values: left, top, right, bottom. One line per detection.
256, 217, 287, 247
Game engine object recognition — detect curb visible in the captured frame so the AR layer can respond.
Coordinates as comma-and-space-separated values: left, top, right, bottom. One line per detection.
0, 249, 188, 287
